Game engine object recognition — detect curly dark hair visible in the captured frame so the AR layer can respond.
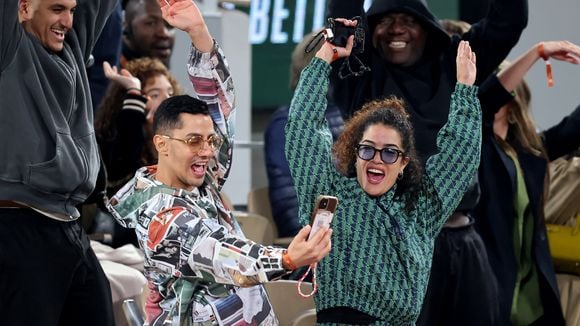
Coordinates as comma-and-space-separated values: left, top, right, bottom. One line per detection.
333, 96, 423, 212
95, 57, 182, 142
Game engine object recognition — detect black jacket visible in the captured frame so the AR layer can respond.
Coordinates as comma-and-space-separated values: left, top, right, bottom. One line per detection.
475, 76, 580, 324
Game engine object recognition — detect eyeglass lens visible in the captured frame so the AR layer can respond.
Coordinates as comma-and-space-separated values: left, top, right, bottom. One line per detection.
187, 135, 222, 151
357, 145, 400, 164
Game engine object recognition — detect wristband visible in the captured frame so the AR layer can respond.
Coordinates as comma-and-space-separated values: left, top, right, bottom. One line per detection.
282, 251, 297, 271
537, 43, 554, 87
332, 47, 339, 62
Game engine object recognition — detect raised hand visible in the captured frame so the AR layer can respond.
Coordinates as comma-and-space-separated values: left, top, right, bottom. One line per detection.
315, 18, 357, 64
157, 0, 213, 52
539, 40, 580, 64
456, 41, 477, 86
103, 61, 141, 90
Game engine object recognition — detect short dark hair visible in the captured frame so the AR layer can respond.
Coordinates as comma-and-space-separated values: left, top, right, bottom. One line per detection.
153, 95, 210, 134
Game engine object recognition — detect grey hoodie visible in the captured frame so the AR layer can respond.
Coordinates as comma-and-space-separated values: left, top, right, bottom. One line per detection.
0, 0, 117, 218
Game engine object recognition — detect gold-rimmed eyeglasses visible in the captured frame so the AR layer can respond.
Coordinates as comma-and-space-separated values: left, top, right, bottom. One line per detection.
161, 134, 223, 152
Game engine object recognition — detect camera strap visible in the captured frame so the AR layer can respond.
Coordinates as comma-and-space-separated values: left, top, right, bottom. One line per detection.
338, 55, 371, 79
304, 30, 328, 54
303, 26, 370, 79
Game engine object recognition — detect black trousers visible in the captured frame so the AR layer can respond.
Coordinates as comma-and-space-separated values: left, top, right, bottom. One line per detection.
0, 208, 114, 326
417, 221, 499, 326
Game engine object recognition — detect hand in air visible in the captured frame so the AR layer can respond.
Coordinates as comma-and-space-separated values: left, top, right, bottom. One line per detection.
158, 0, 205, 34
456, 40, 477, 86
103, 61, 141, 90
539, 40, 580, 64
316, 18, 357, 64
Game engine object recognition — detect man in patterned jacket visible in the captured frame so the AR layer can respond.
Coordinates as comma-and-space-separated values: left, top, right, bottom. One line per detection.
107, 1, 332, 325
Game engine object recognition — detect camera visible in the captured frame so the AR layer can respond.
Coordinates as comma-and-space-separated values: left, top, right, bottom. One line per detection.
319, 198, 328, 209
326, 17, 365, 54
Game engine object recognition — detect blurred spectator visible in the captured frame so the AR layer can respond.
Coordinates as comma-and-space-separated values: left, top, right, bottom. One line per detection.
88, 0, 123, 112
122, 0, 176, 68
475, 40, 580, 325
545, 149, 580, 225
94, 57, 181, 247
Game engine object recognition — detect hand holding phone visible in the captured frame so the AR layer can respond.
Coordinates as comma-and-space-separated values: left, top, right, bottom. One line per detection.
308, 195, 338, 240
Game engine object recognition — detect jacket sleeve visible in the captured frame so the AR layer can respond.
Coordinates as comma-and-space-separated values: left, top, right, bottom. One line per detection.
424, 84, 482, 229
103, 94, 148, 185
73, 0, 119, 60
285, 58, 338, 226
478, 74, 514, 127
142, 198, 289, 286
0, 1, 22, 71
463, 0, 528, 84
542, 104, 580, 161
187, 41, 236, 190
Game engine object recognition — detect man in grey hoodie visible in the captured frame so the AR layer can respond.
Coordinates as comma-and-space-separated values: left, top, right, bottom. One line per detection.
0, 0, 117, 324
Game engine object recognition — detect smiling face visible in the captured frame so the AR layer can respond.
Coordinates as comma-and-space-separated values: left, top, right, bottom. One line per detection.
355, 123, 408, 197
125, 0, 175, 67
154, 113, 216, 190
372, 12, 427, 66
19, 0, 77, 53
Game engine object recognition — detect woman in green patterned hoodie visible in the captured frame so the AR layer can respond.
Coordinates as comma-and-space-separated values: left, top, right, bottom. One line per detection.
285, 29, 482, 324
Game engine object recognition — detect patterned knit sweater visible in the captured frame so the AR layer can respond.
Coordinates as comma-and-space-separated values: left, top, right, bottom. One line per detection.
285, 58, 481, 325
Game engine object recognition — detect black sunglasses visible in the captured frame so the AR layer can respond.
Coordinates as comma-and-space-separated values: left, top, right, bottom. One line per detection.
356, 144, 405, 164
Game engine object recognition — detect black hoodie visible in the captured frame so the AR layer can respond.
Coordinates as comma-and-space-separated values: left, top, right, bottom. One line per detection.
329, 0, 527, 161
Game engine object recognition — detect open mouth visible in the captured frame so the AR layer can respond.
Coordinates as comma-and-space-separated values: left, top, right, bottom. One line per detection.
191, 162, 207, 178
366, 168, 385, 184
51, 28, 66, 42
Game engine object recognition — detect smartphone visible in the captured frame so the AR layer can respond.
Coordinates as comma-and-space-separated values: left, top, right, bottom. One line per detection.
308, 195, 338, 240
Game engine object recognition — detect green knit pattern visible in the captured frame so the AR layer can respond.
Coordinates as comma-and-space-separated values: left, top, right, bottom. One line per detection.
285, 58, 481, 325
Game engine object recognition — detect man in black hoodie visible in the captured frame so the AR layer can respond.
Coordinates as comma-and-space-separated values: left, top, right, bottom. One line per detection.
0, 0, 117, 325
328, 0, 527, 324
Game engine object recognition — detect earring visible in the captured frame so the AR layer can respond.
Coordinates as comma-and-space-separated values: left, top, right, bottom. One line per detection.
507, 111, 516, 124
397, 171, 403, 180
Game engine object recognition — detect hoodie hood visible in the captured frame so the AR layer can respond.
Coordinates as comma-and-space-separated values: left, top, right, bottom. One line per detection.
367, 0, 450, 55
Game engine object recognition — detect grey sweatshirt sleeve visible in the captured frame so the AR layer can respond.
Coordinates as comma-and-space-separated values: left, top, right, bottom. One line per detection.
73, 0, 119, 60
0, 1, 23, 71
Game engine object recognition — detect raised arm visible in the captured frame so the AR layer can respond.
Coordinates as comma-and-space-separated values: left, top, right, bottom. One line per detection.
463, 0, 528, 83
285, 33, 354, 224
1, 1, 23, 70
160, 0, 235, 189
425, 41, 481, 223
73, 0, 119, 59
498, 41, 580, 91
478, 41, 580, 126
